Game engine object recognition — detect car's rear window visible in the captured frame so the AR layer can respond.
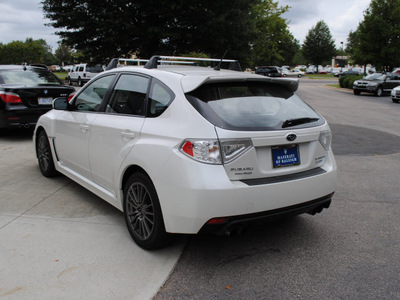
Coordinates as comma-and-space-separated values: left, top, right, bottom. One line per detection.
186, 81, 324, 131
0, 69, 62, 85
86, 65, 104, 73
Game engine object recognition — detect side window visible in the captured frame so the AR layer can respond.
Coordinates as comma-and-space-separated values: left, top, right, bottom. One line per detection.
148, 79, 174, 117
74, 75, 115, 112
107, 74, 149, 116
79, 66, 84, 72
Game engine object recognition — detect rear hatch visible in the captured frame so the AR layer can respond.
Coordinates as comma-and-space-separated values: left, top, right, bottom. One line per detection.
185, 78, 331, 181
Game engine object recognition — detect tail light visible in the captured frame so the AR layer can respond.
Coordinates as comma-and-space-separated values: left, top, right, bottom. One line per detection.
68, 93, 75, 101
180, 139, 252, 164
319, 130, 332, 151
0, 91, 22, 104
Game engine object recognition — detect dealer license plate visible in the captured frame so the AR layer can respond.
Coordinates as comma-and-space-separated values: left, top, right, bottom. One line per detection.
272, 144, 300, 168
38, 97, 53, 105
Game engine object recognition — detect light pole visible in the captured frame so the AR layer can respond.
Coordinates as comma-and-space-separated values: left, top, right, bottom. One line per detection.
340, 42, 344, 68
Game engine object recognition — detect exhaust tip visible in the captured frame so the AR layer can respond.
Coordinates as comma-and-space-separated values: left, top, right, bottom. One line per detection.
224, 224, 247, 237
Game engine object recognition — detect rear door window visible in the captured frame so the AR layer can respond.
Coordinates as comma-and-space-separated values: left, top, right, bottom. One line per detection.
107, 74, 149, 116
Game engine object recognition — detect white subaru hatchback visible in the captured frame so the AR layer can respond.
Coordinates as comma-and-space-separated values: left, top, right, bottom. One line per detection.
34, 56, 337, 249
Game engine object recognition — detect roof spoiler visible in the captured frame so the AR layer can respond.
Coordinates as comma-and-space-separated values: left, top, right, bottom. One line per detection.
144, 55, 241, 71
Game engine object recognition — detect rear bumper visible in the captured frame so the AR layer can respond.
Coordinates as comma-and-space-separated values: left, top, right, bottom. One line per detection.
156, 151, 337, 234
200, 193, 333, 235
0, 107, 50, 129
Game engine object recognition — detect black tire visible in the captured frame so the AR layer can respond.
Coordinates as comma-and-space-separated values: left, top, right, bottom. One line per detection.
353, 90, 361, 95
78, 77, 83, 87
375, 86, 383, 97
282, 74, 287, 77
36, 130, 58, 177
123, 173, 171, 250
68, 77, 73, 86
298, 74, 302, 78
392, 98, 400, 103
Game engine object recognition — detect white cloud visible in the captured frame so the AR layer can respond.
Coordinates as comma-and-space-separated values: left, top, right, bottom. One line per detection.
0, 0, 59, 50
278, 0, 371, 47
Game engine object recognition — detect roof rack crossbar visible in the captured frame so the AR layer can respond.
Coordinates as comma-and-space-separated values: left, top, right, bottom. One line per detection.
144, 55, 241, 71
105, 58, 150, 70
106, 56, 241, 71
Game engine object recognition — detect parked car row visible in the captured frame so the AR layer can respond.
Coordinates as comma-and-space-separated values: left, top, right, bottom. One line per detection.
255, 66, 305, 78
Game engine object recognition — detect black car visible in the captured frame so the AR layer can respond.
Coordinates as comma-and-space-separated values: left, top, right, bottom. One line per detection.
0, 65, 75, 132
255, 66, 282, 77
334, 69, 361, 77
353, 73, 400, 96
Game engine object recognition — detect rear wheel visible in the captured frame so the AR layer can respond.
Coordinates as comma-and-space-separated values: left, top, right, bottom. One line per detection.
392, 98, 400, 103
36, 130, 58, 177
353, 90, 360, 95
78, 77, 83, 86
68, 77, 73, 85
123, 173, 171, 250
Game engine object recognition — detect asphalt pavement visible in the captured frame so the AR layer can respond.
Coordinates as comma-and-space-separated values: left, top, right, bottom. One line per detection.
155, 79, 400, 299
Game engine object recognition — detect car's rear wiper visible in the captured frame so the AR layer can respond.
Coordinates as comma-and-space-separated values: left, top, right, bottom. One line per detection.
282, 117, 319, 128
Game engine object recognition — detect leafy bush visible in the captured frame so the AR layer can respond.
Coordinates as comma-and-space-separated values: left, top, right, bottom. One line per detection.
339, 75, 363, 88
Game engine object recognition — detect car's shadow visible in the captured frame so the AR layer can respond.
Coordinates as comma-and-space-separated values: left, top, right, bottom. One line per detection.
0, 128, 34, 141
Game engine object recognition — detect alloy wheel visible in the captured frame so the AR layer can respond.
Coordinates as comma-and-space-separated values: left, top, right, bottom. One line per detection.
125, 182, 155, 240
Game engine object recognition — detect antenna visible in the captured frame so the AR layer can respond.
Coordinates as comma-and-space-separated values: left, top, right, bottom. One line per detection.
214, 50, 229, 71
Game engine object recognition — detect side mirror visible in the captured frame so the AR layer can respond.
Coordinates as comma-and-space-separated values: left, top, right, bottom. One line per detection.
53, 97, 69, 110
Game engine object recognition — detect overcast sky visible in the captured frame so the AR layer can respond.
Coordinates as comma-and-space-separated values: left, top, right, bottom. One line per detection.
0, 0, 372, 51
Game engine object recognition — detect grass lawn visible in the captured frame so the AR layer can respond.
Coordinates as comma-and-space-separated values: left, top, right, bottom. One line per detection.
305, 74, 336, 79
54, 71, 68, 80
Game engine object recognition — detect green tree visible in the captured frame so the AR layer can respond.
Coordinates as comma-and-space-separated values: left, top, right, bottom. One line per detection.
42, 0, 260, 64
0, 38, 56, 65
348, 0, 400, 71
247, 1, 299, 66
55, 43, 74, 65
42, 0, 294, 68
302, 20, 336, 72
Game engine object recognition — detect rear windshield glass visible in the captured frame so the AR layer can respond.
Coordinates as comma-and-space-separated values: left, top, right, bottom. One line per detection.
86, 65, 104, 73
186, 81, 324, 131
0, 69, 62, 85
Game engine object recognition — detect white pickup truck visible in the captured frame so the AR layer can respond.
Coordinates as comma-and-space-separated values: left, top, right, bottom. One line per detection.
68, 64, 103, 86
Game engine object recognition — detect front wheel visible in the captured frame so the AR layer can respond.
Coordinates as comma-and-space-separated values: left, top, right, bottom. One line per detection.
353, 90, 361, 95
123, 173, 171, 250
392, 98, 400, 103
375, 86, 383, 97
36, 130, 58, 177
78, 77, 83, 87
298, 74, 302, 78
68, 77, 73, 85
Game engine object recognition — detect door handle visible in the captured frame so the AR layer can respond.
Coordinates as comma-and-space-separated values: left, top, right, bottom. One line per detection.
80, 124, 90, 132
121, 131, 135, 139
